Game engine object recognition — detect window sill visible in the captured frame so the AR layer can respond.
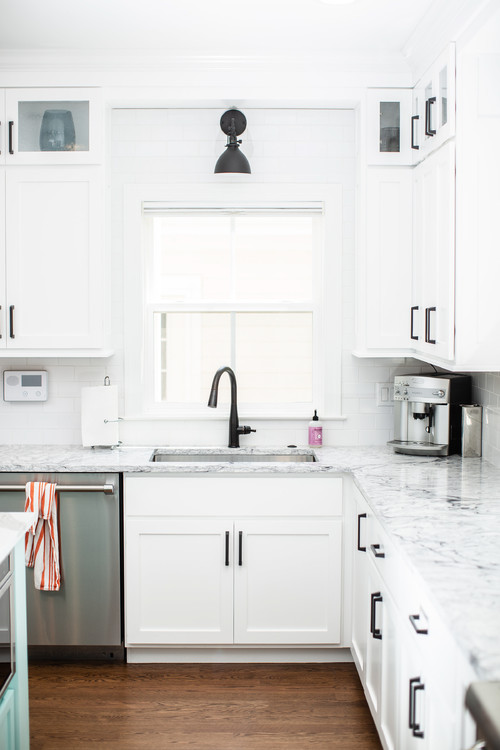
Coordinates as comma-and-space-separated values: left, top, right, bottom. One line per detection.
121, 413, 348, 422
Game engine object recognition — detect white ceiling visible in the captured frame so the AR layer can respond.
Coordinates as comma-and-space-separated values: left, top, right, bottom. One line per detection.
0, 0, 439, 59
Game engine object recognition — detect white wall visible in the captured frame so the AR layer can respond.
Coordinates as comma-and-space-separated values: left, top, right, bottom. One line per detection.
0, 105, 431, 448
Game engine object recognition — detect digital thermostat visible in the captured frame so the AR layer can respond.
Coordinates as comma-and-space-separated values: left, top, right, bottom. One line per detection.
3, 371, 48, 402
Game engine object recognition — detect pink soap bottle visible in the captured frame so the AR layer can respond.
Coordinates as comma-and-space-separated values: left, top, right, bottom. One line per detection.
308, 410, 323, 447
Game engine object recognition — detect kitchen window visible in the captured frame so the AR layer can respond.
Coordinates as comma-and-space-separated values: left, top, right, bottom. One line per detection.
124, 184, 342, 419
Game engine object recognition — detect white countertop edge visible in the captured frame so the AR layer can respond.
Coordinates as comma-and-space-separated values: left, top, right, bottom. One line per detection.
0, 512, 36, 562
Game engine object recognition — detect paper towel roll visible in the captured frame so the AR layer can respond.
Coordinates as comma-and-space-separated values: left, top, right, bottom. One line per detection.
81, 385, 119, 447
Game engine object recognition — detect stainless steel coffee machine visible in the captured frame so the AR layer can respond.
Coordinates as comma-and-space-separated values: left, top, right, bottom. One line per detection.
388, 373, 471, 456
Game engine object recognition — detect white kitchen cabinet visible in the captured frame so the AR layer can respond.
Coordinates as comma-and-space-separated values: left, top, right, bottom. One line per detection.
1, 88, 102, 165
356, 23, 500, 371
124, 475, 343, 652
414, 45, 456, 159
351, 491, 369, 676
353, 492, 401, 750
411, 140, 455, 360
354, 166, 413, 355
366, 89, 413, 165
0, 166, 106, 350
350, 484, 466, 750
453, 7, 500, 371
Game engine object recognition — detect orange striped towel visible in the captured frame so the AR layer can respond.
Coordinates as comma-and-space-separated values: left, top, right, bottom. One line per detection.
24, 482, 61, 591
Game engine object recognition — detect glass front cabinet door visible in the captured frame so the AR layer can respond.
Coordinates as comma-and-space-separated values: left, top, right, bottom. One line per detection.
413, 44, 455, 158
366, 89, 413, 165
3, 88, 102, 165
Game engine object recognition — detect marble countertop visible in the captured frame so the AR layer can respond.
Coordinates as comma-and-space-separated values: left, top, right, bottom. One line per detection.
0, 512, 35, 562
0, 444, 499, 681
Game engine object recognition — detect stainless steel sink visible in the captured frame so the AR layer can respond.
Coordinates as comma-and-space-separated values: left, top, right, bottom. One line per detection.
151, 450, 316, 463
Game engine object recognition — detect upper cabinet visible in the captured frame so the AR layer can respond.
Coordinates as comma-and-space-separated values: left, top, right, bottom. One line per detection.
411, 141, 455, 361
412, 45, 456, 160
0, 86, 109, 356
366, 89, 413, 165
1, 88, 102, 165
0, 167, 105, 350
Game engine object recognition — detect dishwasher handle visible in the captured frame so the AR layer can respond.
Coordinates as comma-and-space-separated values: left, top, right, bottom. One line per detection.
0, 483, 115, 494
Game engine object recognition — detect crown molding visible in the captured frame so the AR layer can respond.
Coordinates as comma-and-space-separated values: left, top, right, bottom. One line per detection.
403, 0, 497, 83
0, 49, 413, 91
0, 49, 407, 73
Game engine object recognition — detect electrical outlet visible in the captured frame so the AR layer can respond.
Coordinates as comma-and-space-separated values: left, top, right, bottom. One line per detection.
376, 382, 394, 407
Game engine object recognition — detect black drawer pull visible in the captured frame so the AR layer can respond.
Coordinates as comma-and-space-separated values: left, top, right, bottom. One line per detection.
9, 305, 15, 339
370, 543, 385, 559
425, 306, 436, 344
357, 513, 366, 552
409, 677, 425, 738
425, 97, 436, 136
238, 530, 243, 566
409, 614, 428, 635
225, 531, 230, 566
411, 115, 419, 150
410, 305, 419, 340
370, 592, 383, 640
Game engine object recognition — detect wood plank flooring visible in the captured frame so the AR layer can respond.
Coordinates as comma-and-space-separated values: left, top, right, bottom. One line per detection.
28, 662, 381, 749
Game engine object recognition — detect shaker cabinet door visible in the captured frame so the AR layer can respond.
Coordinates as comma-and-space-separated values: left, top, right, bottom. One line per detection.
412, 141, 455, 360
125, 518, 234, 646
4, 167, 105, 349
0, 169, 5, 343
233, 519, 342, 645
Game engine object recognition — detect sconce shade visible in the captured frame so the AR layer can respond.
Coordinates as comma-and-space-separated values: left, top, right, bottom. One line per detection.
214, 146, 251, 174
215, 108, 251, 174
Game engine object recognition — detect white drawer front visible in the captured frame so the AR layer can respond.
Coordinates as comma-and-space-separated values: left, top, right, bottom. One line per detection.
125, 475, 343, 517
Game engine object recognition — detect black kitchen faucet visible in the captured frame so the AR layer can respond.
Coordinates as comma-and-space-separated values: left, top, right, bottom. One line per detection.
207, 366, 256, 448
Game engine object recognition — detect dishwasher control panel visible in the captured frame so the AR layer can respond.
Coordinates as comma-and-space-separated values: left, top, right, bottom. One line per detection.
3, 371, 48, 401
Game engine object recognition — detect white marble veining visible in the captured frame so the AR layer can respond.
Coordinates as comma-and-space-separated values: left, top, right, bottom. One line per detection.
0, 512, 36, 562
0, 444, 499, 680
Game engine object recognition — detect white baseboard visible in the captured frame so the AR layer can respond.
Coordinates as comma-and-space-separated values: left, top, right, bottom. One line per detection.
126, 646, 353, 664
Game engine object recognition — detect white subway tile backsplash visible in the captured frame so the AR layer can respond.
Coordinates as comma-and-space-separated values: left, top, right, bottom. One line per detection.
471, 373, 500, 464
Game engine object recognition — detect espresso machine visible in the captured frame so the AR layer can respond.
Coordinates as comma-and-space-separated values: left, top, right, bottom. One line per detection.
388, 373, 471, 456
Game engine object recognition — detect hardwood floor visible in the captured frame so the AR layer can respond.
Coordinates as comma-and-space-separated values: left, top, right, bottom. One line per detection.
28, 662, 381, 749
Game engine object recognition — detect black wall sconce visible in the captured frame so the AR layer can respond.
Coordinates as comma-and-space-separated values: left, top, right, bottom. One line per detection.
214, 109, 251, 174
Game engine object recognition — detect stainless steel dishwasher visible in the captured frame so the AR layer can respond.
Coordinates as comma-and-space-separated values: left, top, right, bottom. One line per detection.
0, 472, 123, 660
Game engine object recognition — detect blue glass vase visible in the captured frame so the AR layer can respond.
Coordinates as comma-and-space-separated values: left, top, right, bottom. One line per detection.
39, 109, 76, 151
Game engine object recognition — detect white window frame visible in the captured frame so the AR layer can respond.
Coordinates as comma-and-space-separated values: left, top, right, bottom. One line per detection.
123, 183, 342, 420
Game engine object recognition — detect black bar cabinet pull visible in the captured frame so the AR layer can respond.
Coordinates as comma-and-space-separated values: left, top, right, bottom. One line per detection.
357, 513, 367, 552
8, 121, 14, 155
410, 305, 419, 340
409, 677, 419, 730
370, 543, 385, 559
409, 614, 428, 635
238, 531, 243, 566
370, 592, 383, 640
225, 531, 230, 566
409, 677, 425, 737
425, 307, 436, 344
411, 115, 419, 149
9, 305, 15, 339
425, 97, 436, 136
